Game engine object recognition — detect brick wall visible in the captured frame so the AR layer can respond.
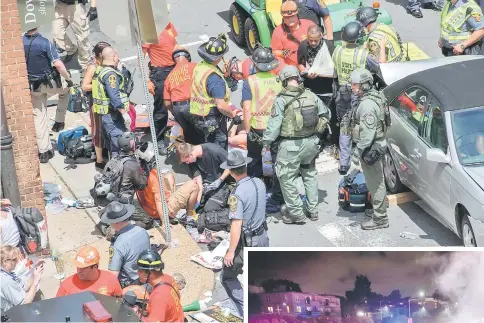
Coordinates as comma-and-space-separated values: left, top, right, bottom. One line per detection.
1, 0, 45, 215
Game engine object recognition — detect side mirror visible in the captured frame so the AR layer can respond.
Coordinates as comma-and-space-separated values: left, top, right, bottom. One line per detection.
426, 148, 450, 164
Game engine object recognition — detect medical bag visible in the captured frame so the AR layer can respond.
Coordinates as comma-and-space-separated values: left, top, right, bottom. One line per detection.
338, 169, 371, 212
57, 126, 88, 155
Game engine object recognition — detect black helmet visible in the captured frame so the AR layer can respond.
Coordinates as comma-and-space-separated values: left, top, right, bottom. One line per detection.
197, 34, 229, 63
137, 249, 164, 271
251, 46, 279, 72
172, 48, 191, 62
355, 7, 379, 27
341, 21, 365, 43
117, 132, 136, 153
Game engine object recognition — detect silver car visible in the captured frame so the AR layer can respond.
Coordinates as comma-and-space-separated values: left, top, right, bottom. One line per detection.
378, 56, 484, 247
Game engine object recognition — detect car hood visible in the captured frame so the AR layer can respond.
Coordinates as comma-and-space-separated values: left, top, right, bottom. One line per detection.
463, 165, 484, 192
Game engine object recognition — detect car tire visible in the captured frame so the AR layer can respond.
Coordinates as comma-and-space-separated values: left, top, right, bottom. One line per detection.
461, 212, 477, 247
244, 18, 260, 54
383, 149, 405, 194
229, 3, 247, 46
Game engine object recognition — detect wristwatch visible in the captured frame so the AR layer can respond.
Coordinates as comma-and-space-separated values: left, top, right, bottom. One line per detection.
460, 43, 465, 50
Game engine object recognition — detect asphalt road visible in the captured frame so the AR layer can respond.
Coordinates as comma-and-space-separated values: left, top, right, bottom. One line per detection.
38, 0, 462, 247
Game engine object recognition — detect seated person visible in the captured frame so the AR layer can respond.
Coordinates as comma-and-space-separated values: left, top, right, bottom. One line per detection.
56, 246, 122, 297
137, 152, 201, 221
0, 199, 20, 247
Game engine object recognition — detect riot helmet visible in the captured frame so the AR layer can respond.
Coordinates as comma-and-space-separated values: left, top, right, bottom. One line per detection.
117, 132, 136, 153
356, 7, 379, 27
341, 21, 365, 43
279, 65, 301, 85
137, 249, 164, 272
350, 68, 374, 95
197, 34, 229, 63
251, 46, 279, 72
172, 48, 191, 62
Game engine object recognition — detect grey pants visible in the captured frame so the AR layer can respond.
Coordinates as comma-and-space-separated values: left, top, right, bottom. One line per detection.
407, 0, 444, 10
360, 158, 388, 221
336, 90, 354, 168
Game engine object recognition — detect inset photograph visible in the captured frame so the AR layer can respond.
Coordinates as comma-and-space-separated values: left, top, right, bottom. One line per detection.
248, 251, 484, 323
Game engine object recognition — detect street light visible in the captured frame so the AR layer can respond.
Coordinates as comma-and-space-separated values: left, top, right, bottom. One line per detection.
419, 291, 425, 298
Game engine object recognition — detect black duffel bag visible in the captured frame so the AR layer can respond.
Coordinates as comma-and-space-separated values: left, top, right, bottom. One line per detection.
197, 185, 232, 233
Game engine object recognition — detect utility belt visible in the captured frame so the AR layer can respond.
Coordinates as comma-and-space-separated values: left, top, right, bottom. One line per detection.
57, 0, 87, 5
248, 128, 264, 146
361, 140, 385, 165
28, 68, 62, 91
280, 133, 316, 141
148, 63, 175, 74
192, 108, 224, 137
242, 221, 268, 247
172, 100, 190, 107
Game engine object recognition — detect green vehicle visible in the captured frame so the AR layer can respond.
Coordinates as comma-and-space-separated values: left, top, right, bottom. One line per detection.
229, 0, 393, 52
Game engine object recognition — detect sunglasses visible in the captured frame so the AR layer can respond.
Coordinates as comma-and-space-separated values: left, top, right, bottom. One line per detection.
282, 10, 298, 15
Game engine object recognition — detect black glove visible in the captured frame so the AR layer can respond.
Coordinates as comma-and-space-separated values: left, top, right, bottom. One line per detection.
87, 7, 98, 21
233, 115, 242, 125
66, 80, 74, 87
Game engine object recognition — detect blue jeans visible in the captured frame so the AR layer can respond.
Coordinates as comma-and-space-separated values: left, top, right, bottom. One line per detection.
102, 112, 127, 157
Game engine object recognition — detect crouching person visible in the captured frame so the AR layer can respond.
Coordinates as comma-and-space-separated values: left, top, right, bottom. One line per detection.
219, 151, 269, 317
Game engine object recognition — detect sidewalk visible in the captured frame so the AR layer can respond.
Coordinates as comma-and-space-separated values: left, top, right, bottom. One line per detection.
39, 106, 215, 307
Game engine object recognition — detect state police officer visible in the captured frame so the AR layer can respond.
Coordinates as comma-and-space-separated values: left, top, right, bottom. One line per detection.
220, 150, 268, 317
349, 68, 389, 230
332, 21, 383, 175
100, 201, 150, 288
23, 24, 74, 163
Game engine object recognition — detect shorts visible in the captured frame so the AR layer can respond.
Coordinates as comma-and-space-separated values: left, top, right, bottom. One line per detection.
167, 181, 198, 217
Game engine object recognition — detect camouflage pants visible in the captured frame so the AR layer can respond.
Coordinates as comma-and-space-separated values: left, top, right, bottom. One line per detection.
275, 136, 320, 219
360, 157, 388, 220
336, 90, 354, 168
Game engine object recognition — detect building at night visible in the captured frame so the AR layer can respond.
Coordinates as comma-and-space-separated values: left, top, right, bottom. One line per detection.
258, 292, 342, 318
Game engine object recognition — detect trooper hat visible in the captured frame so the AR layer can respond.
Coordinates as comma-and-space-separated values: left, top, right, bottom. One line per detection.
220, 150, 253, 170
197, 34, 229, 63
100, 201, 135, 224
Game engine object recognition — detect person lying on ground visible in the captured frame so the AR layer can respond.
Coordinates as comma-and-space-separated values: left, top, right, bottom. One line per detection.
0, 199, 20, 248
56, 246, 122, 297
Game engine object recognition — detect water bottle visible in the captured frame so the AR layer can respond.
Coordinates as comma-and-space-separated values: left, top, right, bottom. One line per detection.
400, 232, 418, 240
61, 198, 77, 207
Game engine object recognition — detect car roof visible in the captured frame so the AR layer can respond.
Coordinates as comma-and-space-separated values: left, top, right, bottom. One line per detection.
382, 56, 484, 112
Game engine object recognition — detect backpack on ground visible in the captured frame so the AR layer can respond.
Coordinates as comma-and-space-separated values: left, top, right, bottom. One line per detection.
94, 156, 133, 197
338, 169, 371, 213
197, 185, 232, 233
11, 207, 48, 254
68, 86, 86, 113
64, 134, 95, 163
57, 126, 88, 155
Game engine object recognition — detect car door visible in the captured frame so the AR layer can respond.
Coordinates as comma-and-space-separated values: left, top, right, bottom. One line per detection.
417, 96, 453, 222
387, 85, 430, 195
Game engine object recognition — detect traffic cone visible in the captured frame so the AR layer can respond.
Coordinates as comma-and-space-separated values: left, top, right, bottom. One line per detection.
183, 301, 201, 312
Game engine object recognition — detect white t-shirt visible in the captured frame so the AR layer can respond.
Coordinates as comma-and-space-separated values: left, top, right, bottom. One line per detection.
0, 208, 20, 247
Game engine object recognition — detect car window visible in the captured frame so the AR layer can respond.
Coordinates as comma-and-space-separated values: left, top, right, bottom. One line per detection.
452, 106, 484, 165
390, 86, 430, 132
421, 98, 448, 152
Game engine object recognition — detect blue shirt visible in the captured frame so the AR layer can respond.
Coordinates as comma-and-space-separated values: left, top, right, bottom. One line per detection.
101, 68, 124, 110
366, 56, 380, 74
241, 80, 252, 101
22, 32, 59, 78
206, 73, 227, 99
298, 0, 330, 17
448, 0, 484, 32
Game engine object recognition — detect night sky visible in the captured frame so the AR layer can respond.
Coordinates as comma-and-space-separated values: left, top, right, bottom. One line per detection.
248, 251, 451, 298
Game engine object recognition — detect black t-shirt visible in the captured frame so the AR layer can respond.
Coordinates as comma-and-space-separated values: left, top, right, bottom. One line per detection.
192, 143, 231, 184
297, 38, 335, 67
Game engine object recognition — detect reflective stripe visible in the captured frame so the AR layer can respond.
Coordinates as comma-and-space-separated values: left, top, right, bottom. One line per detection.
368, 24, 403, 62
333, 46, 369, 86
190, 61, 230, 116
440, 1, 481, 45
92, 66, 129, 114
248, 72, 282, 130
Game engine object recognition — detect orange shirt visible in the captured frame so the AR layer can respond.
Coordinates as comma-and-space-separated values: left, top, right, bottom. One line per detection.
136, 169, 170, 219
143, 274, 184, 323
270, 19, 316, 66
142, 23, 178, 67
56, 270, 122, 297
163, 62, 197, 102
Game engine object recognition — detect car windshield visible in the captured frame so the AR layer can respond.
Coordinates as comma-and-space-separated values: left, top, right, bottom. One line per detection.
452, 106, 484, 166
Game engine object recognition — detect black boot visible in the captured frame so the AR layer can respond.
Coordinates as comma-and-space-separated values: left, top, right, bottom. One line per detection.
407, 7, 423, 18
38, 149, 54, 164
308, 212, 319, 221
365, 209, 374, 218
361, 218, 389, 230
282, 214, 306, 224
51, 122, 65, 132
95, 161, 106, 170
338, 165, 349, 175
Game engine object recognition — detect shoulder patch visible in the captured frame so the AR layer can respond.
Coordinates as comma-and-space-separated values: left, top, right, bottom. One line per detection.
363, 113, 376, 128
471, 12, 481, 22
228, 195, 238, 212
108, 74, 117, 89
108, 246, 114, 264
271, 106, 278, 118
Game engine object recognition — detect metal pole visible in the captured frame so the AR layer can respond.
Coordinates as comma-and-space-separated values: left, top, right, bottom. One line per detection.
135, 44, 171, 243
0, 87, 21, 205
409, 299, 411, 318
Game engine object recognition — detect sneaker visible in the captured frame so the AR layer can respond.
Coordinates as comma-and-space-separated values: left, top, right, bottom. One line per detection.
361, 218, 389, 230
365, 209, 374, 218
51, 122, 65, 132
95, 162, 106, 170
308, 212, 319, 221
407, 7, 423, 18
38, 149, 54, 163
282, 215, 306, 224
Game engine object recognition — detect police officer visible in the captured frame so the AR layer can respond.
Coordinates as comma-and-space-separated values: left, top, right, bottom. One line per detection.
92, 47, 132, 157
220, 150, 268, 316
332, 21, 383, 175
291, 0, 334, 40
349, 68, 389, 230
51, 0, 93, 71
356, 7, 404, 63
189, 34, 241, 150
439, 0, 484, 56
262, 66, 331, 224
23, 24, 74, 163
242, 46, 282, 177
100, 201, 150, 288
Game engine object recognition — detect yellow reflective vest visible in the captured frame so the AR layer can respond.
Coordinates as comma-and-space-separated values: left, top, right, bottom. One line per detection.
189, 61, 230, 117
247, 72, 282, 130
440, 0, 482, 46
367, 24, 403, 62
92, 66, 129, 114
332, 45, 370, 86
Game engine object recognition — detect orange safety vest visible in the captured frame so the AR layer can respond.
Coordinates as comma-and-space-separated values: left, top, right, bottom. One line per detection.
247, 72, 282, 130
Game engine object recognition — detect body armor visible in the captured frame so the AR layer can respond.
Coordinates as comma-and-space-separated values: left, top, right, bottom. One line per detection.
279, 85, 318, 138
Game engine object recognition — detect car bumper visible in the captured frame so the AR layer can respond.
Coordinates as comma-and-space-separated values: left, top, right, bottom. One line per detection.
468, 214, 484, 247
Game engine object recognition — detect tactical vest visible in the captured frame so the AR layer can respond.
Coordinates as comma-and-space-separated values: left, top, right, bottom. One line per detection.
352, 89, 388, 142
296, 0, 320, 25
248, 72, 282, 130
190, 61, 230, 117
440, 0, 482, 46
367, 24, 403, 62
332, 46, 370, 86
91, 66, 129, 115
279, 86, 319, 138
